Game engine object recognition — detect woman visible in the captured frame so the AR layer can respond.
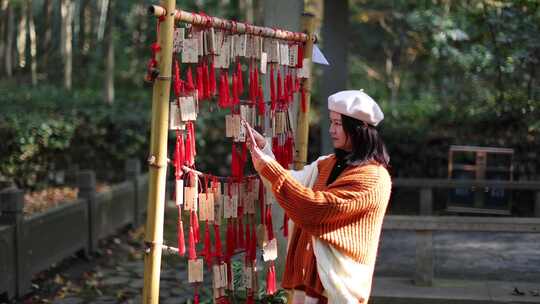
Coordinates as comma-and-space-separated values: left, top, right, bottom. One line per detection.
245, 90, 392, 304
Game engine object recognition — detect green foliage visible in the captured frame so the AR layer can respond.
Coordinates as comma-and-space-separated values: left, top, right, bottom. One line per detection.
0, 83, 152, 189
349, 1, 540, 178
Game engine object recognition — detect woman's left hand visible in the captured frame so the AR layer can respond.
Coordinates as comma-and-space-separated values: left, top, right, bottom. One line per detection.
244, 120, 272, 173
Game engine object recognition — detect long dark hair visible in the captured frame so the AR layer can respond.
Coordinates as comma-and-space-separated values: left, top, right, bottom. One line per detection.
341, 114, 390, 168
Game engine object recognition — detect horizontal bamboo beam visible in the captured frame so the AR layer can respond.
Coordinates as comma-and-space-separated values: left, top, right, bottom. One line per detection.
148, 5, 316, 43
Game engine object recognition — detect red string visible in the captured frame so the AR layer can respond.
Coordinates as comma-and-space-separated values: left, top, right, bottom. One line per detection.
188, 211, 197, 259
270, 65, 276, 112
209, 58, 216, 97
213, 223, 222, 260
203, 221, 212, 267
196, 64, 205, 99
266, 205, 274, 240
177, 208, 186, 256
186, 66, 195, 92
266, 261, 277, 295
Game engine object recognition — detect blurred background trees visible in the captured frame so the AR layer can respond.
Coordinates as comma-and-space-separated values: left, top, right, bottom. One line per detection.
0, 0, 539, 189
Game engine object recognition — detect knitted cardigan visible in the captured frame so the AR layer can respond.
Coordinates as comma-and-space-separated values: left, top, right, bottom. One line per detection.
259, 154, 392, 301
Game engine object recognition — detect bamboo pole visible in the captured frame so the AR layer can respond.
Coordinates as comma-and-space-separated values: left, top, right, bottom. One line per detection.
149, 4, 313, 43
142, 0, 175, 303
294, 13, 316, 170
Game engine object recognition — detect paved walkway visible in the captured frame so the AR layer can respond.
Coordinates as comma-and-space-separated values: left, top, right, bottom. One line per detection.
11, 212, 540, 303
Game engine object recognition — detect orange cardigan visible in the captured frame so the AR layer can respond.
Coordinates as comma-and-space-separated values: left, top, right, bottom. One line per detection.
260, 155, 392, 299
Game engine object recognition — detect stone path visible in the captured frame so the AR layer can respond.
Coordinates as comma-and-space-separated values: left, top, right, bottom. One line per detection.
8, 208, 540, 304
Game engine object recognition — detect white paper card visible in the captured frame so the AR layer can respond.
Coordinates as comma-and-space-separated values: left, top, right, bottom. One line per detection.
188, 259, 204, 283
179, 95, 197, 121
169, 102, 185, 130
280, 43, 289, 66
289, 44, 298, 67
182, 38, 199, 63
263, 238, 278, 261
175, 179, 184, 206
173, 28, 185, 53
260, 52, 268, 74
297, 58, 311, 78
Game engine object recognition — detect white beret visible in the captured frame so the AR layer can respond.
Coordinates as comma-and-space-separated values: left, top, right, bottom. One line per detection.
328, 90, 384, 126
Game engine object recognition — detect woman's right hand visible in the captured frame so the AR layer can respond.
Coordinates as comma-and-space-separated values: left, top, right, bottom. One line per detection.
248, 125, 267, 149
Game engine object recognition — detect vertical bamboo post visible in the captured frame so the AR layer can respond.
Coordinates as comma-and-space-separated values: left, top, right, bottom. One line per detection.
142, 1, 176, 303
294, 13, 316, 170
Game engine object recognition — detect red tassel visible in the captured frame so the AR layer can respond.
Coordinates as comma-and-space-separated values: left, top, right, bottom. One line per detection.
226, 219, 235, 260
196, 64, 204, 99
238, 212, 245, 249
173, 59, 184, 97
205, 60, 211, 99
214, 224, 222, 260
266, 205, 274, 240
232, 219, 238, 250
174, 132, 184, 179
224, 72, 230, 107
186, 66, 195, 92
266, 261, 277, 295
188, 224, 197, 260
270, 66, 276, 112
246, 293, 254, 304
192, 211, 201, 244
189, 122, 197, 158
185, 125, 193, 167
277, 70, 282, 106
250, 220, 257, 261
194, 288, 200, 304
236, 59, 243, 94
297, 44, 304, 68
209, 59, 216, 96
177, 210, 186, 256
259, 179, 265, 225
257, 85, 265, 116
245, 219, 251, 260
203, 221, 212, 266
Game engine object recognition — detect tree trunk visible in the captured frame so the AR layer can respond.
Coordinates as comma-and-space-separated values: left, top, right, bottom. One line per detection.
4, 2, 14, 76
41, 0, 53, 72
27, 0, 37, 85
0, 0, 7, 65
17, 1, 28, 69
97, 0, 109, 42
103, 0, 114, 104
78, 0, 92, 63
61, 0, 74, 90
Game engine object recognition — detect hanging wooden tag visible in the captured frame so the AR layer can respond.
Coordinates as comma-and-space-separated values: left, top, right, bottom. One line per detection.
297, 58, 311, 78
198, 193, 208, 221
214, 31, 223, 56
246, 35, 254, 58
214, 194, 223, 225
225, 114, 233, 138
243, 266, 253, 289
213, 265, 222, 289
289, 44, 298, 67
169, 101, 186, 130
235, 34, 247, 57
179, 95, 197, 121
182, 38, 199, 63
280, 43, 289, 66
232, 114, 245, 142
220, 263, 228, 288
262, 238, 278, 261
255, 36, 263, 60
231, 194, 239, 218
175, 179, 184, 206
173, 28, 185, 53
265, 187, 274, 205
206, 28, 216, 55
223, 195, 233, 219
265, 39, 280, 63
188, 258, 204, 283
184, 186, 197, 211
194, 28, 204, 57
215, 34, 231, 69
260, 52, 268, 74
206, 192, 215, 222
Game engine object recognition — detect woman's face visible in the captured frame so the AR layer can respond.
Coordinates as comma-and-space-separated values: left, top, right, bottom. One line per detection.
329, 111, 352, 151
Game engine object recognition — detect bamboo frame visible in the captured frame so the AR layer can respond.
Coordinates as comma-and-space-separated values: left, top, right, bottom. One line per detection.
148, 5, 316, 43
143, 4, 316, 304
142, 1, 176, 304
